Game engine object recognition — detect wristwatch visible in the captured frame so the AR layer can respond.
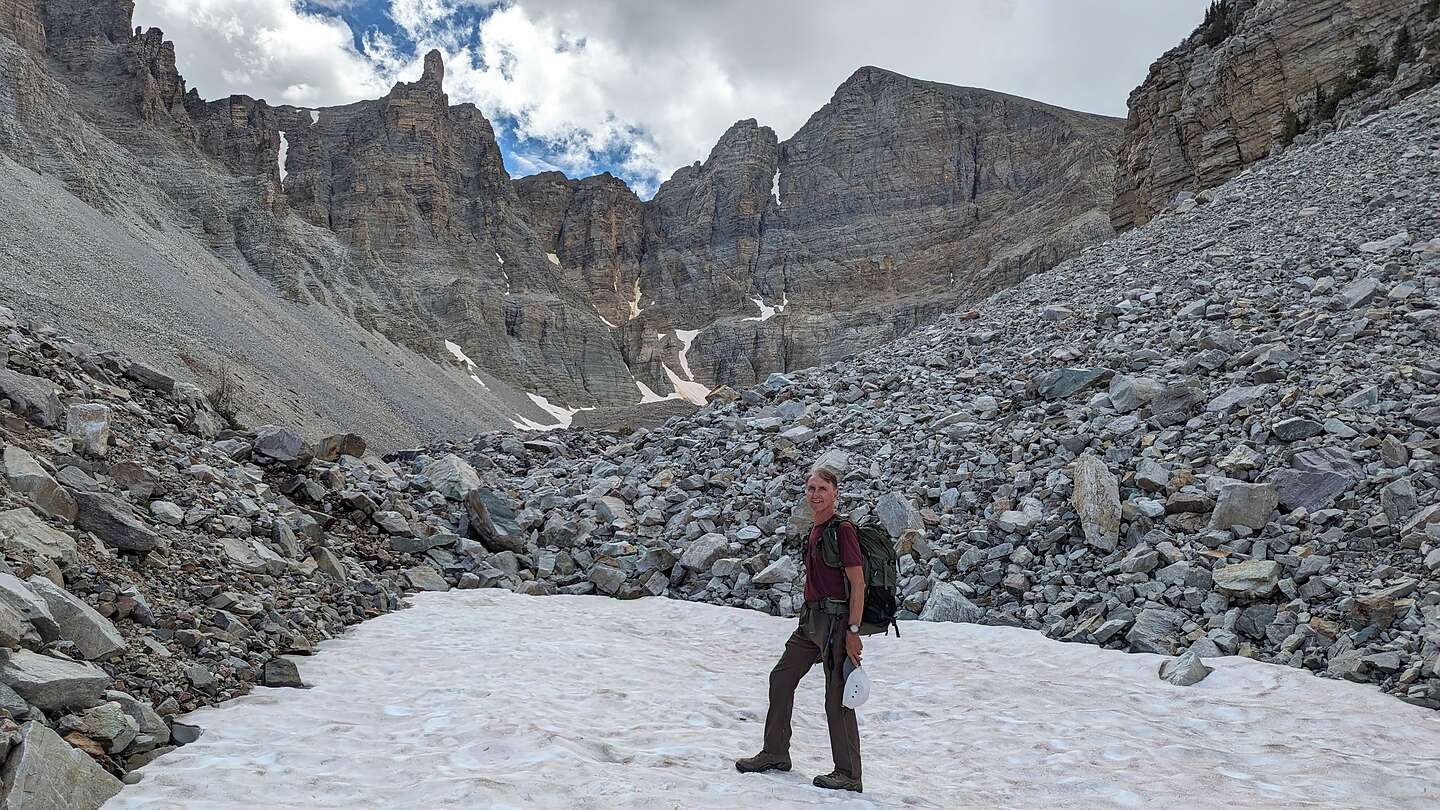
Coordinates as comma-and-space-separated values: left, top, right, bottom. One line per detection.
848, 624, 860, 634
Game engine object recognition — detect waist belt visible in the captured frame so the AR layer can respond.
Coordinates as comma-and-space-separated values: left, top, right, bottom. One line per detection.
805, 598, 848, 616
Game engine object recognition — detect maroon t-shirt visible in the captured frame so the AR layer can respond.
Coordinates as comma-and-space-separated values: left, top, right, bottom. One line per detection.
804, 518, 864, 602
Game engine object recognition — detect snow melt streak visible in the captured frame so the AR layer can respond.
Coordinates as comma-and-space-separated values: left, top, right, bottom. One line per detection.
111, 591, 1440, 809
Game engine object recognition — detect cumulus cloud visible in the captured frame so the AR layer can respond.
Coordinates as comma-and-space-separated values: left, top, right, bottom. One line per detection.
133, 0, 388, 106
135, 0, 1211, 194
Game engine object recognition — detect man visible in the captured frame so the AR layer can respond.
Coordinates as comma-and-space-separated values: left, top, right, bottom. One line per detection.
735, 466, 865, 792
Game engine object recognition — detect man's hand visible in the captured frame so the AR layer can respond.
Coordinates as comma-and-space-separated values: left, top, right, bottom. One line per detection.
845, 631, 862, 666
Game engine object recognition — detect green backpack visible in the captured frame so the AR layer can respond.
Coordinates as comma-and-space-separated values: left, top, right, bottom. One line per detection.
820, 516, 902, 636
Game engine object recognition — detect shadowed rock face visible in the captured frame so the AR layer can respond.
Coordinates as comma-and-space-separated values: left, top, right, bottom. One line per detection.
1112, 0, 1440, 231
523, 67, 1122, 393
5, 0, 1121, 420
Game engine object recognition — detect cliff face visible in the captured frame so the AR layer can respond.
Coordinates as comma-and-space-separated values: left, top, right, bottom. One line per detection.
527, 68, 1121, 393
2, 0, 1123, 419
1113, 0, 1440, 231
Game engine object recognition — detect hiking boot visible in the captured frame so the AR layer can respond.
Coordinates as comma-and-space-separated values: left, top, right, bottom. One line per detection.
812, 770, 862, 792
734, 752, 791, 773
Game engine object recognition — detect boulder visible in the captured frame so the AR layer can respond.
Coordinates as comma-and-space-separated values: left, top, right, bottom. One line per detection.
0, 508, 78, 568
23, 578, 124, 661
0, 574, 59, 642
2, 447, 76, 523
261, 658, 304, 688
680, 533, 728, 571
403, 565, 450, 592
1126, 608, 1185, 655
253, 425, 309, 464
1070, 454, 1120, 551
58, 702, 138, 753
1212, 560, 1281, 600
64, 403, 111, 457
918, 581, 982, 623
422, 454, 481, 500
1036, 367, 1109, 400
0, 368, 63, 428
0, 721, 122, 810
314, 433, 366, 461
1158, 648, 1213, 686
1209, 483, 1278, 531
1149, 382, 1201, 426
72, 492, 159, 552
0, 649, 109, 713
1268, 468, 1349, 512
875, 493, 921, 539
465, 488, 526, 554
752, 556, 798, 585
124, 361, 175, 394
589, 565, 627, 595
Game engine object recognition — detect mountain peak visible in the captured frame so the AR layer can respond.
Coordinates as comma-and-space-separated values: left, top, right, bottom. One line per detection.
421, 49, 445, 87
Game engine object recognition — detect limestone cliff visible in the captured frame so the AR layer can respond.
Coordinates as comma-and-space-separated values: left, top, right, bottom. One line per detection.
1113, 0, 1440, 230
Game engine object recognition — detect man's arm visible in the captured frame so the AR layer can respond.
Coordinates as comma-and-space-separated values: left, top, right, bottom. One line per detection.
845, 565, 865, 626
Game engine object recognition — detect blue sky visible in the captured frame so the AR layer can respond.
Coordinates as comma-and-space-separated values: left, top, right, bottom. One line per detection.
136, 1, 1211, 200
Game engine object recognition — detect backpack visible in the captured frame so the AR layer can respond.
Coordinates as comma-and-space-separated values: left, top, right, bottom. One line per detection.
819, 515, 901, 636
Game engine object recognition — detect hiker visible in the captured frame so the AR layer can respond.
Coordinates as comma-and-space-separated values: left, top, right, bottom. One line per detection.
735, 466, 865, 793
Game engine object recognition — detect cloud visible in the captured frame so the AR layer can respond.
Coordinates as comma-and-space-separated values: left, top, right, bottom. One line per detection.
135, 0, 1213, 195
134, 0, 389, 106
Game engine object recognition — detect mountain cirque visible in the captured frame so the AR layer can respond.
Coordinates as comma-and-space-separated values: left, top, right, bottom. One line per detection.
1, 0, 1122, 441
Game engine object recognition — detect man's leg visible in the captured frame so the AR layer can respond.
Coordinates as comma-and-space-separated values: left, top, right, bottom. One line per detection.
761, 621, 821, 757
821, 619, 862, 781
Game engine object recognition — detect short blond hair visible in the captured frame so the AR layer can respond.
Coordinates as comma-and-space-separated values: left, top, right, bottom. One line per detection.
807, 466, 839, 490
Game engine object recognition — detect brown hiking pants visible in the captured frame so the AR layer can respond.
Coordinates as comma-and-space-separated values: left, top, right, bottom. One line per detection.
761, 604, 862, 780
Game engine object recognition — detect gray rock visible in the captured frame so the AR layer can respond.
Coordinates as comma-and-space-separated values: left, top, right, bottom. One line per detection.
752, 556, 797, 585
104, 690, 168, 746
918, 581, 981, 623
402, 565, 450, 592
1205, 385, 1269, 413
1212, 560, 1281, 600
0, 368, 63, 428
1, 447, 76, 523
589, 565, 627, 595
59, 701, 138, 753
1268, 468, 1349, 512
0, 508, 78, 568
680, 533, 729, 571
65, 403, 111, 457
1149, 382, 1201, 426
465, 488, 526, 554
0, 649, 109, 713
253, 425, 309, 463
149, 500, 184, 526
1209, 483, 1278, 531
1126, 608, 1185, 655
262, 658, 304, 688
1036, 367, 1109, 400
875, 492, 921, 539
314, 433, 366, 461
23, 577, 125, 661
124, 361, 175, 394
0, 721, 122, 809
390, 533, 458, 554
1271, 417, 1323, 442
72, 491, 159, 552
422, 454, 481, 500
1158, 648, 1213, 686
372, 511, 413, 536
0, 574, 59, 642
1070, 454, 1120, 551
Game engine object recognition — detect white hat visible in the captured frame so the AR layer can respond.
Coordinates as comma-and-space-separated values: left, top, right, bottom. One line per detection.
841, 659, 871, 709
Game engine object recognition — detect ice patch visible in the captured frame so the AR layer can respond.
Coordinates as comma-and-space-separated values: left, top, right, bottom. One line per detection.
663, 364, 709, 404
495, 253, 504, 265
443, 340, 488, 390
276, 131, 289, 182
742, 293, 788, 322
110, 589, 1440, 809
509, 392, 593, 432
593, 306, 617, 328
546, 252, 560, 266
635, 379, 678, 404
627, 278, 645, 319
674, 328, 701, 381
309, 110, 319, 125
771, 168, 780, 205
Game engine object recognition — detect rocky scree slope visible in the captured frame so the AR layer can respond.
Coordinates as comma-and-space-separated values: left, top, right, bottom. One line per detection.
405, 86, 1440, 709
0, 303, 575, 805
1114, 0, 1440, 230
0, 2, 552, 449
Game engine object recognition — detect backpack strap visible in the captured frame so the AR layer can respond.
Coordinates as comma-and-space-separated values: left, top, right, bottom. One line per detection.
818, 516, 849, 570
